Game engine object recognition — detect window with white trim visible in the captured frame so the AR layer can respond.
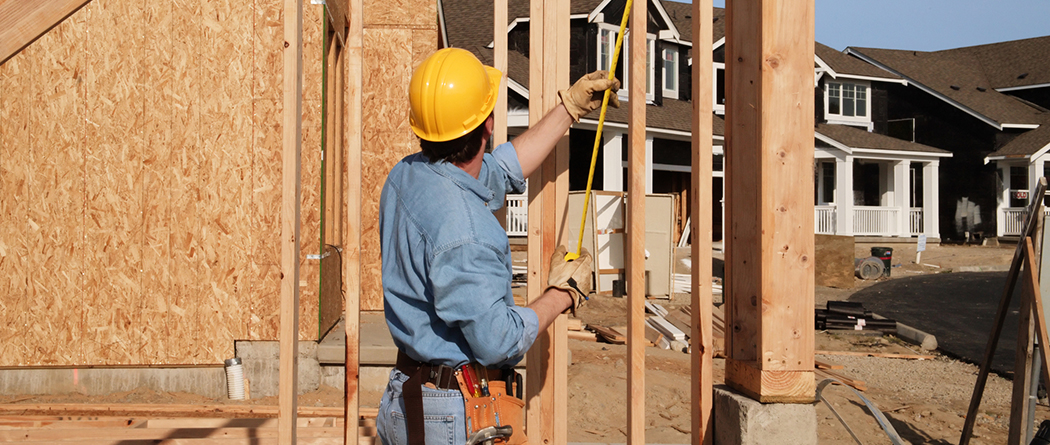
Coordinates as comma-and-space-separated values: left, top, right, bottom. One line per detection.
662, 46, 678, 99
825, 81, 870, 124
596, 25, 655, 102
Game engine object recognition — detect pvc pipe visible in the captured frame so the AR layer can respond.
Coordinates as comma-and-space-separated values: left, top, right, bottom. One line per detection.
225, 358, 246, 400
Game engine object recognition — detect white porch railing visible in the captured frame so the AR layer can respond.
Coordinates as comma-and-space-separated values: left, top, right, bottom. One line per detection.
506, 194, 528, 236
853, 206, 899, 236
815, 205, 836, 235
1002, 207, 1050, 236
910, 208, 923, 236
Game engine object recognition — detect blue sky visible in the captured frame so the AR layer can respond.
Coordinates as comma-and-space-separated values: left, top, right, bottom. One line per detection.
688, 0, 1050, 52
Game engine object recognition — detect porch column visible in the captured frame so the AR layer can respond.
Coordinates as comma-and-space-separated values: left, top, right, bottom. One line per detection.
893, 160, 911, 237
923, 161, 940, 239
645, 135, 654, 194
997, 163, 1008, 237
835, 156, 853, 236
603, 131, 624, 191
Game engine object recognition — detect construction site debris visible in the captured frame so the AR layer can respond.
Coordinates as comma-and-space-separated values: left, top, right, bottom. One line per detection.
816, 301, 898, 334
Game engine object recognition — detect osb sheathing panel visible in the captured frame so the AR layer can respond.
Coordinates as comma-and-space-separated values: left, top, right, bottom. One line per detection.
365, 0, 435, 28
0, 0, 331, 366
26, 12, 86, 366
359, 19, 436, 311
0, 45, 32, 365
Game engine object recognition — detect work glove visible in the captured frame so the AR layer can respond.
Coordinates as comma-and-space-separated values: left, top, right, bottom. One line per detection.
558, 71, 621, 122
547, 245, 594, 316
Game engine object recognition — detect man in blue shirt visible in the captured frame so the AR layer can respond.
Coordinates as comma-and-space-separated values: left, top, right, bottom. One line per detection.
377, 48, 619, 445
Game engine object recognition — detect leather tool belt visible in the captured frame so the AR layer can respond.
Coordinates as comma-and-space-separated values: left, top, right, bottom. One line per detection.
395, 350, 526, 445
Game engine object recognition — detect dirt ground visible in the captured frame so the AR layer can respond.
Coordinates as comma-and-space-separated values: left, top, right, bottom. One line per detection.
0, 242, 1039, 443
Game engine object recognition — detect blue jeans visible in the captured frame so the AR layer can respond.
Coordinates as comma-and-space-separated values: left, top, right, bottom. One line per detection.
377, 369, 467, 445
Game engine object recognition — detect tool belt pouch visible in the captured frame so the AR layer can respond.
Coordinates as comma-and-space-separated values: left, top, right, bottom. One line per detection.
455, 373, 527, 444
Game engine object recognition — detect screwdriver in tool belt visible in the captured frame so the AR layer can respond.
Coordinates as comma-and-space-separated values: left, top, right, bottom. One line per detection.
475, 364, 490, 396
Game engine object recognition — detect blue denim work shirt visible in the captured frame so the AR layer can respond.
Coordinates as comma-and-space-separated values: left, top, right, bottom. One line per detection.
379, 142, 538, 369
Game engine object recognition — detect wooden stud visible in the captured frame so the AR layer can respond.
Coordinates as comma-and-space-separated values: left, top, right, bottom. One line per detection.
344, 0, 364, 439
493, 0, 508, 146
690, 0, 715, 443
1010, 236, 1039, 445
626, 0, 647, 442
524, 0, 546, 439
724, 0, 816, 403
279, 0, 304, 442
0, 0, 92, 65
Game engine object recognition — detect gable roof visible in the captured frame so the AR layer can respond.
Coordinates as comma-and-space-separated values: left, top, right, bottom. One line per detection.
986, 119, 1050, 161
814, 42, 902, 83
847, 45, 1047, 129
816, 123, 952, 157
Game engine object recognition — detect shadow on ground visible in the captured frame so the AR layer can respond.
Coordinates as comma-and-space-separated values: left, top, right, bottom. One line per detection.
847, 271, 1023, 376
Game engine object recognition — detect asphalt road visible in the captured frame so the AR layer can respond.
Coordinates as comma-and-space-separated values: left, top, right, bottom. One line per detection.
847, 271, 1025, 377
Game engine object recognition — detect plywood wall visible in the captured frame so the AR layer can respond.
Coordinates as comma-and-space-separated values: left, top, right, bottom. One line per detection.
0, 0, 348, 366
358, 0, 437, 311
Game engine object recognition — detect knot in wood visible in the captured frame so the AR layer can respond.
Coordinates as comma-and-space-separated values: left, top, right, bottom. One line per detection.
766, 56, 780, 69
750, 295, 757, 306
284, 41, 291, 48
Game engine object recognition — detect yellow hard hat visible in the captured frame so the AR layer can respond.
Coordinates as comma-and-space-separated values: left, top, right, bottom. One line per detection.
409, 48, 503, 142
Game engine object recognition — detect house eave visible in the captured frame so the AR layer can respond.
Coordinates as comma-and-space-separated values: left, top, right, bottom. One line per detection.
997, 82, 1050, 93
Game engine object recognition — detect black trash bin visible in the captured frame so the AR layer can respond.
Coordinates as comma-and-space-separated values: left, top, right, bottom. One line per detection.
871, 247, 893, 277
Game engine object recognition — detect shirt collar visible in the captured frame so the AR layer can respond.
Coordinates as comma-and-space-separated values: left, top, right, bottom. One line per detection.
423, 155, 495, 204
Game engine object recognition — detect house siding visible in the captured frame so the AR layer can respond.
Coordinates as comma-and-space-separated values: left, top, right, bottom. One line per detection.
886, 82, 999, 240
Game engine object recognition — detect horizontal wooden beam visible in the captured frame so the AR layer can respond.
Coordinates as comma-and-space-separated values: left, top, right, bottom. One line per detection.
0, 0, 92, 65
0, 404, 377, 419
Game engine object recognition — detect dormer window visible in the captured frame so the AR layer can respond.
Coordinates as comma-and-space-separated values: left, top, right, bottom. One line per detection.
597, 24, 655, 102
825, 81, 870, 125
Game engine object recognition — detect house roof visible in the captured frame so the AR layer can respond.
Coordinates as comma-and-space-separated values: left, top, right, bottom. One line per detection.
815, 123, 951, 156
814, 42, 901, 82
948, 36, 1050, 91
658, 2, 726, 45
848, 45, 1047, 127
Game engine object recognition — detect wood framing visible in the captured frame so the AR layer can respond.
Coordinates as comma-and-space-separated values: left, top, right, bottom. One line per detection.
690, 0, 715, 442
493, 0, 508, 146
625, 0, 647, 442
525, 0, 570, 441
723, 0, 816, 403
279, 0, 304, 441
344, 0, 364, 439
0, 0, 93, 65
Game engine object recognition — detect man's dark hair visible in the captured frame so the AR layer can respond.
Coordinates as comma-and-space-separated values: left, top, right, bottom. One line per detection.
419, 114, 491, 164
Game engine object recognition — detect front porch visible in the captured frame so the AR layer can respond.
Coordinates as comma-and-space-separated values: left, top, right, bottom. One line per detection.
816, 205, 925, 237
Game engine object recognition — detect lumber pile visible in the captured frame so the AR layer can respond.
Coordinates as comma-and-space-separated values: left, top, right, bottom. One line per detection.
0, 404, 378, 444
816, 301, 897, 334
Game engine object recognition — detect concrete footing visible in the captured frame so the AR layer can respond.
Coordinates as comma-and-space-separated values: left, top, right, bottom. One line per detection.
714, 384, 816, 445
0, 366, 228, 398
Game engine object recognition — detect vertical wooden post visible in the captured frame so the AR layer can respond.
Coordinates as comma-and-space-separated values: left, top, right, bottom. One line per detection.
723, 0, 816, 403
279, 0, 304, 442
525, 0, 569, 441
343, 0, 363, 440
493, 0, 508, 146
625, 0, 647, 442
690, 0, 715, 443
